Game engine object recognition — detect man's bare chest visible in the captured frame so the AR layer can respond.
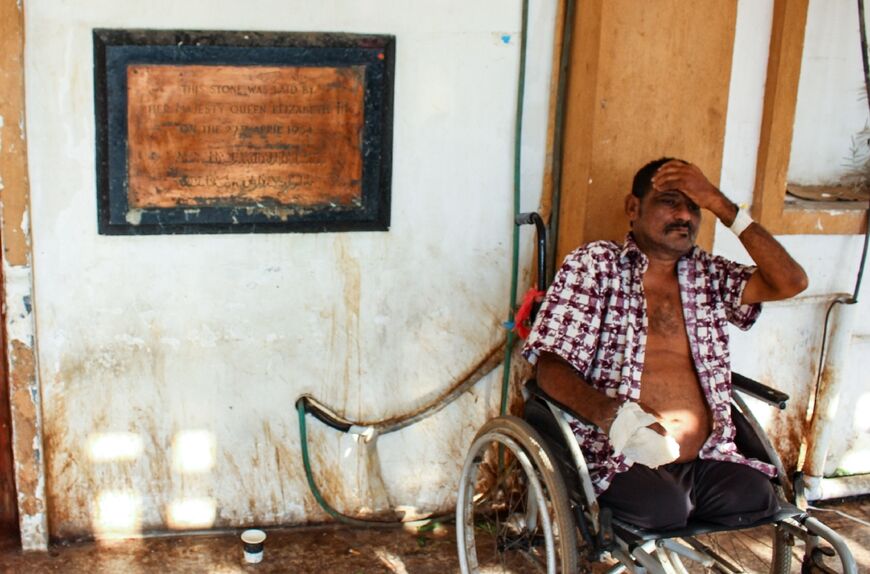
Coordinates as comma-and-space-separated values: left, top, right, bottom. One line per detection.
643, 277, 689, 344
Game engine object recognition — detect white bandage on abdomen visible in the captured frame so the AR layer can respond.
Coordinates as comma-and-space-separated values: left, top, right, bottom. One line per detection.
608, 402, 680, 468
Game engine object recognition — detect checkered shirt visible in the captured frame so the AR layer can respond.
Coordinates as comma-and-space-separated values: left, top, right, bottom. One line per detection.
522, 233, 777, 495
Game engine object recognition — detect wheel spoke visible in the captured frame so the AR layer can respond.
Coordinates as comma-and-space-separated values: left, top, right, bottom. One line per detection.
456, 417, 578, 574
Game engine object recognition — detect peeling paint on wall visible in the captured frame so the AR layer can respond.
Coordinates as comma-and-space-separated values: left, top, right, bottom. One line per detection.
1, 243, 46, 544
3, 262, 47, 549
1, 0, 49, 549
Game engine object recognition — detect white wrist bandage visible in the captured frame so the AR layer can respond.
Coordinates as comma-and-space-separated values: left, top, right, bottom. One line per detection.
608, 402, 680, 468
729, 207, 753, 237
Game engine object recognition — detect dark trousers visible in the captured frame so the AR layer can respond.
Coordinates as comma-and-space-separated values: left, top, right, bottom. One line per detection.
597, 459, 780, 530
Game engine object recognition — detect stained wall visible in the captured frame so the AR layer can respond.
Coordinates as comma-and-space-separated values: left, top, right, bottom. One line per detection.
16, 0, 870, 546
23, 0, 557, 539
554, 0, 868, 489
719, 0, 869, 480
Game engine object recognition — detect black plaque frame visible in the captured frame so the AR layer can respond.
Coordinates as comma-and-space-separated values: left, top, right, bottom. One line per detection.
93, 29, 394, 235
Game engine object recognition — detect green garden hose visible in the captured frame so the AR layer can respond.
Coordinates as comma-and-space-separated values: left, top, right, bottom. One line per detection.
297, 0, 550, 526
499, 0, 531, 417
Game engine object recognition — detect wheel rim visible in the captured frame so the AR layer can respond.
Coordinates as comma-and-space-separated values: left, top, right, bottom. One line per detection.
457, 431, 559, 574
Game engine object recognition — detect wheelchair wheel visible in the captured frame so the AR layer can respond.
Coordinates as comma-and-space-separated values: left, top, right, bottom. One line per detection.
456, 416, 578, 573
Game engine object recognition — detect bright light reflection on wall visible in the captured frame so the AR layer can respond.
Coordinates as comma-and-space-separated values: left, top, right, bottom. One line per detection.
167, 497, 217, 529
94, 490, 142, 539
173, 429, 215, 473
839, 448, 870, 474
87, 432, 143, 462
855, 393, 870, 432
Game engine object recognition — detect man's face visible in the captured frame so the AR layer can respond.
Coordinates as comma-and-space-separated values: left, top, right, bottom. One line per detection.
626, 188, 701, 258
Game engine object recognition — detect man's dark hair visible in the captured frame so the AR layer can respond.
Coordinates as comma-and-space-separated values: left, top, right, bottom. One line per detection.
631, 157, 683, 198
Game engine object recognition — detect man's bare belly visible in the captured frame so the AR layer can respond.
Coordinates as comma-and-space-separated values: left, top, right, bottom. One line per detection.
641, 268, 711, 462
639, 350, 710, 462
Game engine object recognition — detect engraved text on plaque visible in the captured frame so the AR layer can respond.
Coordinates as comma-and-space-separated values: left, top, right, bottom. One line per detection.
94, 29, 394, 234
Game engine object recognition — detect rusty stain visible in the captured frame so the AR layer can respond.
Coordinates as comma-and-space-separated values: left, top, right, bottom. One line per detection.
290, 336, 517, 525
454, 272, 504, 329
263, 423, 302, 521
508, 347, 533, 416
443, 390, 505, 478
309, 434, 347, 518
794, 347, 821, 472
264, 439, 287, 518
334, 238, 361, 416
803, 344, 820, 420
9, 340, 43, 517
773, 417, 805, 478
0, 333, 15, 532
802, 359, 841, 477
42, 337, 180, 539
763, 382, 813, 477
41, 393, 71, 534
310, 339, 509, 431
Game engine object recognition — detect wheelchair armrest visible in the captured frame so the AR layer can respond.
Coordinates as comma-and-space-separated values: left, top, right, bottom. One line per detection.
732, 372, 789, 410
525, 379, 597, 427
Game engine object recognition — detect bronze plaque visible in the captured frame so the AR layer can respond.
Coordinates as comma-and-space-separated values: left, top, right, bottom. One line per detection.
127, 65, 364, 210
94, 29, 394, 234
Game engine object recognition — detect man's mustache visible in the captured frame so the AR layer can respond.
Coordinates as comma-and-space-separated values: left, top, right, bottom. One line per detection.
665, 221, 694, 233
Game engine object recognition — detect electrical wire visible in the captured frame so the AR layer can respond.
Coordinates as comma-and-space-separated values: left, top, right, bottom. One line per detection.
811, 0, 870, 413
499, 0, 531, 417
852, 0, 870, 305
860, 0, 870, 116
851, 0, 870, 307
804, 2, 870, 489
546, 0, 576, 285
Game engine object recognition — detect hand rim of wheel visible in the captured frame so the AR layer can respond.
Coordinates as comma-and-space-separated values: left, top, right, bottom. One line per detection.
456, 427, 558, 573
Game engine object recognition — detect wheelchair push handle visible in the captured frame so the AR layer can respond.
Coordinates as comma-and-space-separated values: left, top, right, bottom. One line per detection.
515, 212, 547, 293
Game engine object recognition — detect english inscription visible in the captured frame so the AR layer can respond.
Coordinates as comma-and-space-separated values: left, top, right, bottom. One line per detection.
126, 65, 365, 210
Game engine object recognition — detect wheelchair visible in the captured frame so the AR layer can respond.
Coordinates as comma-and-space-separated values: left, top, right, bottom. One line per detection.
455, 213, 857, 573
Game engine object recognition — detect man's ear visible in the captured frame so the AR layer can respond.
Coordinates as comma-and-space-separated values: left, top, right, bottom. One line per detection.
625, 194, 639, 221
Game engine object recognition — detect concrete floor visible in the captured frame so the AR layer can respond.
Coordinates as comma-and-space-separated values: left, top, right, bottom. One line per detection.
0, 499, 866, 573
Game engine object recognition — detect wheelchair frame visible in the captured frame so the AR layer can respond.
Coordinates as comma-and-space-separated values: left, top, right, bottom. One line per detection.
455, 213, 857, 573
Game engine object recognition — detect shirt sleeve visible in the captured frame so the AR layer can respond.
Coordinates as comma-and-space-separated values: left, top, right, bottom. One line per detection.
712, 255, 762, 330
522, 247, 605, 376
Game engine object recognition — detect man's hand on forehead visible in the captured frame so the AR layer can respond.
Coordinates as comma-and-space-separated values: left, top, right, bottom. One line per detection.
651, 160, 725, 212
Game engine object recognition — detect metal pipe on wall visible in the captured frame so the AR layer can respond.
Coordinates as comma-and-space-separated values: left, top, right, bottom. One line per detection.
802, 302, 858, 501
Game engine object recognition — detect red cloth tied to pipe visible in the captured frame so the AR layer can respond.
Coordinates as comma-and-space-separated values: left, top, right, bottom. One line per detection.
514, 287, 545, 339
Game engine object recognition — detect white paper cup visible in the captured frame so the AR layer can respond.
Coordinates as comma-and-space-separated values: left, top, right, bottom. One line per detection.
241, 529, 266, 564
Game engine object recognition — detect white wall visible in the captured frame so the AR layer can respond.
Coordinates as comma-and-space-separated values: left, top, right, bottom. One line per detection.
788, 0, 870, 186
720, 0, 869, 477
26, 0, 867, 540
25, 0, 557, 537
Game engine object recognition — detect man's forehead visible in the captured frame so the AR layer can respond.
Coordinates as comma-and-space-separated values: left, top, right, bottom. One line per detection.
642, 188, 700, 210
646, 188, 686, 200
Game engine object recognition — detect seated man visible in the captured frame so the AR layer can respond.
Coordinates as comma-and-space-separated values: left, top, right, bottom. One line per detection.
523, 158, 808, 530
